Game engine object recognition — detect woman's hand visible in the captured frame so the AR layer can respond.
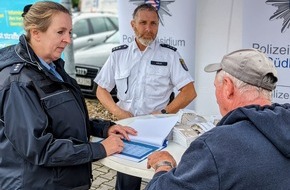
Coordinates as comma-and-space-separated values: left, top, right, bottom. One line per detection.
101, 135, 124, 156
108, 124, 137, 141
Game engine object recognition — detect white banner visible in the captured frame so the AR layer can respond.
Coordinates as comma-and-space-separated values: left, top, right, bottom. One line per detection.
243, 0, 290, 103
117, 0, 196, 79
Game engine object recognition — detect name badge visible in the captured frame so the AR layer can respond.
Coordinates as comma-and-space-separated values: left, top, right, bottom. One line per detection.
151, 61, 167, 66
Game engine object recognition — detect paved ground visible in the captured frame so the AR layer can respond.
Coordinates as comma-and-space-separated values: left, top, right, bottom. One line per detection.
90, 161, 149, 190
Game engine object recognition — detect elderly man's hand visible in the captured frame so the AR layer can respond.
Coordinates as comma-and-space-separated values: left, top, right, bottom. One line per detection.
147, 151, 177, 173
108, 124, 137, 141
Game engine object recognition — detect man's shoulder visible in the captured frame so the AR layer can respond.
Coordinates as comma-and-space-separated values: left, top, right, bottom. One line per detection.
160, 43, 177, 51
112, 44, 129, 52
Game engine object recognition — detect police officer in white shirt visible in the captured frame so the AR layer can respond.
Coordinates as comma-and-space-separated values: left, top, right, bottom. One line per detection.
94, 3, 197, 190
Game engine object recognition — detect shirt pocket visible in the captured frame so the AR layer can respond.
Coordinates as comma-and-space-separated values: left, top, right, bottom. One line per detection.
114, 70, 130, 101
145, 64, 170, 98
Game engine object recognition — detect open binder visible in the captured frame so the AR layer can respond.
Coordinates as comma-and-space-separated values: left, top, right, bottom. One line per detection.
114, 115, 179, 162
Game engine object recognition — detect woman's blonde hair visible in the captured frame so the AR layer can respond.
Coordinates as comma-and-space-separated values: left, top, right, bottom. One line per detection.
22, 1, 71, 41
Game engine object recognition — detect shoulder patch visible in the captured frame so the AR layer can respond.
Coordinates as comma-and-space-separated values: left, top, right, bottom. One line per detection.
112, 44, 128, 52
160, 44, 177, 51
10, 63, 24, 74
179, 58, 188, 71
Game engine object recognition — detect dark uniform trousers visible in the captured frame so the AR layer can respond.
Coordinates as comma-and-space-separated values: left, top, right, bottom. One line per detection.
115, 172, 141, 190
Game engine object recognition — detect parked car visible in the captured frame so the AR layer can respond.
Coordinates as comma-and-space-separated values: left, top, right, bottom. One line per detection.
75, 30, 120, 99
72, 12, 118, 52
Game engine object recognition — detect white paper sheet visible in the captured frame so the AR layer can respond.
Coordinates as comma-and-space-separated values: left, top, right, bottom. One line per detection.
128, 115, 179, 146
114, 115, 179, 162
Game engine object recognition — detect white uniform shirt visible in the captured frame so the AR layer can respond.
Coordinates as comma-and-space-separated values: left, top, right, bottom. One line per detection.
94, 40, 194, 116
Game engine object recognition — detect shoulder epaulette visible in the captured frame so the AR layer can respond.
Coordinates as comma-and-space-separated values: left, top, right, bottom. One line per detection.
112, 44, 128, 52
10, 63, 25, 74
160, 44, 177, 51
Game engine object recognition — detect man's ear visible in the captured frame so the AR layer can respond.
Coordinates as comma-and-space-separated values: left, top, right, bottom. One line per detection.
130, 20, 135, 28
223, 77, 235, 99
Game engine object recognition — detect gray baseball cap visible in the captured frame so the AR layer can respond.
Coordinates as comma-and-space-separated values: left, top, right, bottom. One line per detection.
204, 48, 278, 91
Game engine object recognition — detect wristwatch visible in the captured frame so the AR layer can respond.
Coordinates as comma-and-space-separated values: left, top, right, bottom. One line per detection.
161, 109, 167, 114
154, 160, 173, 170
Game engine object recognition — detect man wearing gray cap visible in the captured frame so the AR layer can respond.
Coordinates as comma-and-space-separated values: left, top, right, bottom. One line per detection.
145, 48, 290, 189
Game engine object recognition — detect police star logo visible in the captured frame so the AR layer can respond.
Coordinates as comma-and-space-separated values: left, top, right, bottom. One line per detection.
266, 0, 290, 33
129, 0, 175, 26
